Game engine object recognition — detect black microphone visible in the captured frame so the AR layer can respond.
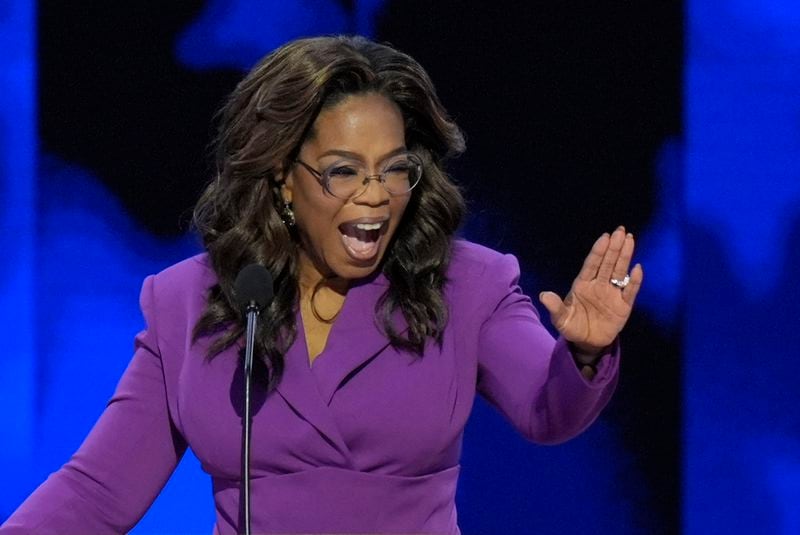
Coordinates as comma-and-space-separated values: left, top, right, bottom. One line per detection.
233, 264, 273, 535
234, 263, 273, 315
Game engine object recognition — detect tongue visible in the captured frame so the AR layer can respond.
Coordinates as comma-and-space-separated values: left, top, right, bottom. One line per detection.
342, 233, 380, 260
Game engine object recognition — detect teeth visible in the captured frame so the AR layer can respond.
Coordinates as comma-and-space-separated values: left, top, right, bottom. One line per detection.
355, 222, 383, 230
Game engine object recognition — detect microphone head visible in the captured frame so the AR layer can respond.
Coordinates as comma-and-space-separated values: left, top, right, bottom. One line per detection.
234, 264, 274, 314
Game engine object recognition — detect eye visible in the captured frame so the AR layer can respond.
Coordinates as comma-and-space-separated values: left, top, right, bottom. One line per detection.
384, 160, 412, 174
327, 165, 359, 178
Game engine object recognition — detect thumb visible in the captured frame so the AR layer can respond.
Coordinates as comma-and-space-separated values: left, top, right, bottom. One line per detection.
539, 291, 565, 321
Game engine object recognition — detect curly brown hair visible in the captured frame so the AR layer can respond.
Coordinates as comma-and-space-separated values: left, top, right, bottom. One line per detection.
192, 35, 466, 390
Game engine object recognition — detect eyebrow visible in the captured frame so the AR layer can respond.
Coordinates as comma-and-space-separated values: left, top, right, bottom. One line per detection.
316, 146, 408, 163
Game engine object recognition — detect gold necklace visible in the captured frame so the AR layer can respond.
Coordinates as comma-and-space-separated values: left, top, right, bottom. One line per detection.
308, 279, 342, 324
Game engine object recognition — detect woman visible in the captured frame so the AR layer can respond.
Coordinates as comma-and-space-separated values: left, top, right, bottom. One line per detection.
1, 35, 642, 534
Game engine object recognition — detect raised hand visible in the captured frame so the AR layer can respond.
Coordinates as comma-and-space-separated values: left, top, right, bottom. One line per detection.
538, 226, 643, 356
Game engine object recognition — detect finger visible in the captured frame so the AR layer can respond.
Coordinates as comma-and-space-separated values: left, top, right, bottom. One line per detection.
577, 233, 610, 281
622, 263, 644, 306
597, 226, 626, 280
539, 291, 568, 330
611, 232, 635, 280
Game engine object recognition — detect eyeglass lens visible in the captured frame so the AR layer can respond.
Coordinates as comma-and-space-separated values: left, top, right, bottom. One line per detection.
323, 154, 422, 198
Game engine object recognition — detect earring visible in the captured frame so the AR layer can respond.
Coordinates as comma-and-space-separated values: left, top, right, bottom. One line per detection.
281, 201, 296, 227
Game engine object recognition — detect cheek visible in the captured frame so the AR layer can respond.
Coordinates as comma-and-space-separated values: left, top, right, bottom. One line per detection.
390, 196, 412, 229
292, 176, 333, 220
294, 196, 344, 253
297, 203, 339, 239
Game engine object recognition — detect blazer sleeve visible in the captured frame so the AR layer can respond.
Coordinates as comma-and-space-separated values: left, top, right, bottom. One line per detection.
475, 252, 620, 445
0, 275, 187, 535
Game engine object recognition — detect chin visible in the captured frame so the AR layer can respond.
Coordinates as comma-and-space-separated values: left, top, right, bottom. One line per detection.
335, 255, 385, 281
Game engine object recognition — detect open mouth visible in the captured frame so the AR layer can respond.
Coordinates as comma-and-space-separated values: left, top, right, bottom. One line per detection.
338, 219, 387, 262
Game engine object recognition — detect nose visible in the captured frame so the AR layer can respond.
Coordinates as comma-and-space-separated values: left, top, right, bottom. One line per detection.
352, 174, 390, 206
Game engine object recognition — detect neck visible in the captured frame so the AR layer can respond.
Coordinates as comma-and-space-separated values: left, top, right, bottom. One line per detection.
297, 249, 349, 297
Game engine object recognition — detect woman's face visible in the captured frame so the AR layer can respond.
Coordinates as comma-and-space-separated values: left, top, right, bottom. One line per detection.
281, 92, 412, 283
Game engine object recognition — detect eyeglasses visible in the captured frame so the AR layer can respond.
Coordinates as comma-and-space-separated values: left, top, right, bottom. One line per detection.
294, 152, 423, 200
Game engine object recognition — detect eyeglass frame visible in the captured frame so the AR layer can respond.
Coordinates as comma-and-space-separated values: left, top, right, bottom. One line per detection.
292, 152, 423, 200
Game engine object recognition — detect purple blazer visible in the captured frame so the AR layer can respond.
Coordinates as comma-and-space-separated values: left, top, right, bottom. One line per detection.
1, 240, 619, 534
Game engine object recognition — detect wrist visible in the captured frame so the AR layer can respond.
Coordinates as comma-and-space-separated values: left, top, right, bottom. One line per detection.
569, 342, 606, 364
569, 343, 603, 379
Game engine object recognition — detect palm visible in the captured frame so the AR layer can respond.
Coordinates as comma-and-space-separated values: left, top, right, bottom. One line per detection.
539, 226, 643, 353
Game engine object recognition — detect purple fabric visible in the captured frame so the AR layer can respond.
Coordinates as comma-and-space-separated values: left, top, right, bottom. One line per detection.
1, 240, 619, 534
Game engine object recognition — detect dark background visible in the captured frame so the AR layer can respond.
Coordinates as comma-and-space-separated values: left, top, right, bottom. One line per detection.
34, 1, 682, 532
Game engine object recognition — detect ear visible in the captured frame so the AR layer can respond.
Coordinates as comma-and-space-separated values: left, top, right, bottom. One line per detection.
276, 169, 294, 205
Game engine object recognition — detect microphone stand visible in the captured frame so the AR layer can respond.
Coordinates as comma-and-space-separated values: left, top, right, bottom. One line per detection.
241, 301, 259, 535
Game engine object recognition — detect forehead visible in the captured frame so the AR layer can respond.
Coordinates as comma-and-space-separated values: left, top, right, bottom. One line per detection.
304, 93, 406, 156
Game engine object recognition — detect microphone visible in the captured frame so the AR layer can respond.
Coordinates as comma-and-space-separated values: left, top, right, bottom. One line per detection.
234, 263, 273, 314
233, 264, 273, 535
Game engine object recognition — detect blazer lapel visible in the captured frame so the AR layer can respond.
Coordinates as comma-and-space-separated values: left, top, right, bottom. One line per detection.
275, 322, 350, 460
311, 274, 408, 405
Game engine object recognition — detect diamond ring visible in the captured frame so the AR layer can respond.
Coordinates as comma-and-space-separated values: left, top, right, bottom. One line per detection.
610, 275, 630, 289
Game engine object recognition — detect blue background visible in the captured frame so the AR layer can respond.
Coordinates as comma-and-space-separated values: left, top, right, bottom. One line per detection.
1, 1, 797, 533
